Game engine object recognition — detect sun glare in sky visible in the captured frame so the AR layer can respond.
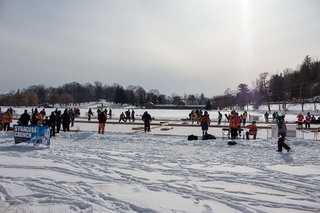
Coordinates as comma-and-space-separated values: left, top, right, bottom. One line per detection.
0, 0, 319, 96
240, 0, 254, 72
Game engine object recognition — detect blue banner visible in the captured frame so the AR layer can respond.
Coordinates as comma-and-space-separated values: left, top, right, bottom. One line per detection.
14, 125, 51, 146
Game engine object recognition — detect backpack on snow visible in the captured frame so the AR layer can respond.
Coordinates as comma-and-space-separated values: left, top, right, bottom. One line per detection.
228, 141, 237, 145
202, 134, 216, 140
187, 134, 198, 141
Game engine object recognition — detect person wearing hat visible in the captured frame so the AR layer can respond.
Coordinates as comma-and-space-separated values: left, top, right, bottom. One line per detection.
277, 115, 291, 152
245, 121, 258, 139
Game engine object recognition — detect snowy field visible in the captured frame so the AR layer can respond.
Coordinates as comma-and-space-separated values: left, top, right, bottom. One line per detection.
0, 104, 320, 212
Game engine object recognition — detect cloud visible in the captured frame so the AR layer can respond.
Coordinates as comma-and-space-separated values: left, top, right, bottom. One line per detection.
0, 0, 319, 97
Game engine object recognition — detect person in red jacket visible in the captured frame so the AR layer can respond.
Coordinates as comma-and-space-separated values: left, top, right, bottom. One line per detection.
245, 121, 258, 139
297, 112, 304, 129
199, 111, 211, 136
98, 109, 107, 134
305, 112, 311, 129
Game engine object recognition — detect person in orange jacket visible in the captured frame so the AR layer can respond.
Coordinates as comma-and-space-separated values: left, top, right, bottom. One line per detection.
245, 121, 258, 139
0, 113, 3, 131
2, 109, 13, 131
229, 111, 240, 139
199, 111, 211, 136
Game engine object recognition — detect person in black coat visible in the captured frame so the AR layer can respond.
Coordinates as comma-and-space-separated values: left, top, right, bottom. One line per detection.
49, 111, 56, 137
56, 110, 62, 133
19, 110, 30, 125
60, 109, 71, 132
142, 111, 152, 132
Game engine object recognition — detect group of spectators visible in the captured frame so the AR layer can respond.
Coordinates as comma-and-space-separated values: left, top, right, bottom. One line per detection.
296, 112, 320, 129
189, 109, 203, 124
203, 109, 290, 152
192, 110, 257, 140
98, 109, 152, 133
119, 109, 135, 122
227, 111, 256, 140
88, 108, 112, 121
0, 107, 77, 137
22, 108, 77, 136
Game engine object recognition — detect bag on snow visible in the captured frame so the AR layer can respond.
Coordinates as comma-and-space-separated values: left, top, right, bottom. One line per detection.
228, 141, 237, 145
187, 134, 198, 141
202, 134, 216, 140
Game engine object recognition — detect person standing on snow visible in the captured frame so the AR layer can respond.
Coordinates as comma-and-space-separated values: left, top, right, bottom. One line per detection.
88, 108, 94, 121
242, 111, 248, 126
108, 109, 112, 119
277, 115, 291, 152
0, 113, 3, 131
61, 109, 71, 132
49, 111, 56, 137
297, 112, 304, 129
264, 111, 269, 123
119, 112, 126, 122
56, 110, 62, 133
142, 111, 152, 132
229, 111, 240, 139
125, 110, 131, 122
19, 109, 30, 125
98, 109, 107, 134
305, 112, 311, 129
2, 109, 12, 131
131, 109, 135, 122
217, 111, 222, 125
199, 111, 211, 136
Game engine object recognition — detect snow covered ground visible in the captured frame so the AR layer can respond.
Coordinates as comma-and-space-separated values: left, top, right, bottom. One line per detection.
0, 105, 320, 212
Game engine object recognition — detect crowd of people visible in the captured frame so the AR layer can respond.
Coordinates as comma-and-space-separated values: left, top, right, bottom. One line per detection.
188, 109, 254, 140
186, 108, 302, 152
226, 110, 254, 140
118, 109, 135, 122
295, 111, 320, 129
0, 107, 79, 137
1, 106, 319, 146
12, 107, 146, 135
236, 110, 291, 152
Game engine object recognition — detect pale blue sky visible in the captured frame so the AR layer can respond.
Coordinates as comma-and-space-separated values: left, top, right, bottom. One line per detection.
0, 0, 319, 97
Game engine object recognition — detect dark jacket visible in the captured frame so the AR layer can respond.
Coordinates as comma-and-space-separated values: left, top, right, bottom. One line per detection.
19, 112, 30, 125
142, 112, 152, 124
49, 113, 56, 126
277, 118, 287, 137
61, 110, 71, 125
98, 112, 107, 123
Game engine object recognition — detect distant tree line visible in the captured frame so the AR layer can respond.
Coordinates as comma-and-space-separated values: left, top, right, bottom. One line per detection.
0, 81, 209, 108
0, 55, 319, 111
212, 55, 320, 111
